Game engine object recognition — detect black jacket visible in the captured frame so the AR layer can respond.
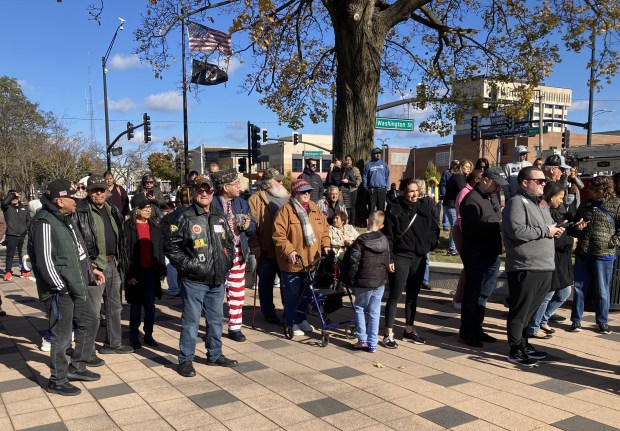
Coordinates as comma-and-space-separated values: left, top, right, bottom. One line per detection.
298, 169, 325, 203
326, 167, 356, 209
550, 206, 575, 291
164, 202, 234, 285
74, 199, 127, 274
348, 231, 390, 289
124, 219, 167, 304
382, 197, 439, 257
1, 193, 30, 236
459, 185, 503, 256
443, 173, 467, 207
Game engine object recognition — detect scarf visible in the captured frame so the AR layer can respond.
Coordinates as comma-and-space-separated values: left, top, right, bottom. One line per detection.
291, 197, 316, 247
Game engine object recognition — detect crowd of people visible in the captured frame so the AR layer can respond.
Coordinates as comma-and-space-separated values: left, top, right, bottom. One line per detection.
0, 145, 617, 396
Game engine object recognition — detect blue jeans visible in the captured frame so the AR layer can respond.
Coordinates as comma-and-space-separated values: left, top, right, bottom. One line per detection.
179, 280, 225, 363
166, 259, 180, 296
443, 205, 457, 252
258, 256, 281, 317
571, 254, 614, 326
423, 252, 431, 285
460, 254, 500, 337
528, 285, 571, 334
281, 271, 310, 326
354, 286, 384, 348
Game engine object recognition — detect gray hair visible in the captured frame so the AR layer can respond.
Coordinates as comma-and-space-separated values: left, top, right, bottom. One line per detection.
327, 185, 340, 193
257, 178, 274, 191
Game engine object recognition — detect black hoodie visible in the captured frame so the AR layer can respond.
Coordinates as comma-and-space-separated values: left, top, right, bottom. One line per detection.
348, 231, 390, 289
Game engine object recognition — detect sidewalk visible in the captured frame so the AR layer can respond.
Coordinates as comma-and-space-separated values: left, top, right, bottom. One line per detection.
0, 272, 619, 431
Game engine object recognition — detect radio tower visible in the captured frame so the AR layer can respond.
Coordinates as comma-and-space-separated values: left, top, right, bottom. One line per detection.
87, 67, 97, 148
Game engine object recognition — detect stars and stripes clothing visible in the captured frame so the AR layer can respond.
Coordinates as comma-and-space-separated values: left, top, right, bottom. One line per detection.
226, 246, 246, 332
187, 21, 232, 56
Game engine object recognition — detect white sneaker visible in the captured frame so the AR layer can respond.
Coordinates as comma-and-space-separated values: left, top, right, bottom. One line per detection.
291, 325, 304, 336
298, 320, 315, 332
41, 337, 51, 352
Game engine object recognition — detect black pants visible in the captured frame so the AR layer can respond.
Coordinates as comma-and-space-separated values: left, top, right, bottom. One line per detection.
384, 253, 427, 328
45, 294, 98, 384
4, 235, 25, 273
348, 190, 358, 226
460, 253, 500, 338
368, 188, 387, 214
129, 268, 159, 341
506, 270, 552, 350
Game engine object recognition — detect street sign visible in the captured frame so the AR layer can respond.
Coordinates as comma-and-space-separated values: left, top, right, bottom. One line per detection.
375, 117, 414, 131
111, 147, 122, 156
526, 125, 549, 136
303, 151, 323, 157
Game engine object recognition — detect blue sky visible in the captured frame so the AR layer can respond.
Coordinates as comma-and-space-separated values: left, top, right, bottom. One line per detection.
1, 1, 619, 159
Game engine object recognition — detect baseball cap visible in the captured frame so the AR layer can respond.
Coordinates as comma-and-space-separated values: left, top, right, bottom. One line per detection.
371, 148, 382, 155
544, 154, 571, 169
482, 167, 509, 187
46, 179, 78, 199
131, 194, 150, 209
291, 179, 313, 194
262, 168, 284, 181
211, 168, 238, 186
192, 174, 213, 189
86, 175, 107, 191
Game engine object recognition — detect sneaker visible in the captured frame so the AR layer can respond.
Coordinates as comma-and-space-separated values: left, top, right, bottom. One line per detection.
144, 335, 159, 347
41, 336, 51, 352
549, 314, 567, 322
599, 324, 611, 334
571, 322, 582, 332
3, 271, 12, 281
422, 283, 433, 290
382, 333, 398, 349
206, 354, 238, 367
178, 361, 196, 377
228, 331, 246, 342
67, 367, 101, 382
508, 349, 539, 367
447, 250, 459, 256
46, 380, 81, 396
452, 300, 462, 310
20, 271, 30, 278
86, 356, 105, 367
403, 329, 426, 345
525, 344, 548, 360
291, 324, 305, 336
99, 345, 134, 354
298, 320, 315, 332
0, 308, 6, 317
367, 345, 377, 353
353, 341, 368, 350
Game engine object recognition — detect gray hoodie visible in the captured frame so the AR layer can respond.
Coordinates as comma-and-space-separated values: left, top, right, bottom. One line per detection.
502, 190, 555, 272
503, 145, 532, 200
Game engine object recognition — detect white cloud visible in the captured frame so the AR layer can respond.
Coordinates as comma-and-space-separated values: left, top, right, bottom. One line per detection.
109, 98, 135, 112
570, 100, 590, 111
109, 53, 143, 70
144, 91, 183, 112
219, 57, 243, 75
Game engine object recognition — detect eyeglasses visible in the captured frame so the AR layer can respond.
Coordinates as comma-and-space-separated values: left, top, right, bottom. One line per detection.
196, 188, 214, 195
145, 181, 154, 184
139, 206, 152, 210
309, 164, 317, 167
78, 186, 86, 190
526, 178, 546, 185
299, 190, 312, 195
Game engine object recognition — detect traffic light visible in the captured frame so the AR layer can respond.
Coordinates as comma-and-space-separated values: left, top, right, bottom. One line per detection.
292, 131, 299, 146
175, 158, 182, 171
262, 129, 268, 144
470, 116, 478, 141
126, 122, 134, 140
238, 157, 247, 173
250, 124, 261, 164
143, 113, 151, 143
562, 129, 571, 148
506, 116, 514, 129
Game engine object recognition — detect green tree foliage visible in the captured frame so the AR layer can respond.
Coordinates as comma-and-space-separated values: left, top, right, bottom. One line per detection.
135, 1, 620, 162
424, 163, 439, 183
148, 152, 178, 186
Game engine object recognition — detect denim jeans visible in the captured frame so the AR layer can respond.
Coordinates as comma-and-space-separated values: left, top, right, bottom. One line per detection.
442, 206, 457, 253
280, 271, 310, 326
528, 285, 571, 334
460, 254, 500, 337
87, 261, 123, 355
571, 254, 614, 326
354, 286, 384, 347
46, 294, 97, 384
179, 280, 225, 363
258, 256, 281, 318
423, 252, 431, 285
166, 259, 180, 296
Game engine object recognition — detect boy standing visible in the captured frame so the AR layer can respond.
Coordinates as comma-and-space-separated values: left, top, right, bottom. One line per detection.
348, 211, 391, 352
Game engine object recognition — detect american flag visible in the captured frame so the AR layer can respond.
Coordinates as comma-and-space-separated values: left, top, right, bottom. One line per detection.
187, 21, 232, 56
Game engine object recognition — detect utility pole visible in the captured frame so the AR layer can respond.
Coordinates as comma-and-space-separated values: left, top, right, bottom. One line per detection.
586, 27, 596, 147
537, 89, 544, 153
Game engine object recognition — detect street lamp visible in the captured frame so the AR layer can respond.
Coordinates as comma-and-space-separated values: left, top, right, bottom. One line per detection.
586, 109, 614, 147
411, 146, 418, 178
103, 17, 125, 172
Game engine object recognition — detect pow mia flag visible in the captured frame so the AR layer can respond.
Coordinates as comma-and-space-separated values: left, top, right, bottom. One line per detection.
190, 59, 228, 86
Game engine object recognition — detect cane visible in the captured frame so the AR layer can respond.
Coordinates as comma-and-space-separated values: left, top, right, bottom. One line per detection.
251, 256, 260, 329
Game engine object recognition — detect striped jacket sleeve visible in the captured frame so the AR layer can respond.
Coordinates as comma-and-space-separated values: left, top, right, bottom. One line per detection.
32, 220, 68, 294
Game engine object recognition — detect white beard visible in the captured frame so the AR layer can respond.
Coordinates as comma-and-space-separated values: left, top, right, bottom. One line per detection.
267, 185, 290, 199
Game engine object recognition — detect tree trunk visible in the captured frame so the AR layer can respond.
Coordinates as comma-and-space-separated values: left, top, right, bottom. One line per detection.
330, 4, 387, 166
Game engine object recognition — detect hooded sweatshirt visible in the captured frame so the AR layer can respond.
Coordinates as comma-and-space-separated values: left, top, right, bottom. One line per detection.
347, 230, 390, 289
362, 151, 390, 190
503, 145, 532, 200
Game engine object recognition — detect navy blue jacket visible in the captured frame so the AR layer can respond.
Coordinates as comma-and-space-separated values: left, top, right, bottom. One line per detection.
210, 195, 256, 260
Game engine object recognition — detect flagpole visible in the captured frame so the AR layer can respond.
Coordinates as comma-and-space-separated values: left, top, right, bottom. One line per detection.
181, 7, 189, 179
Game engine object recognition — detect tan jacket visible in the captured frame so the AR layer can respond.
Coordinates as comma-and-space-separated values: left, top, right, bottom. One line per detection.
273, 201, 330, 272
248, 191, 278, 259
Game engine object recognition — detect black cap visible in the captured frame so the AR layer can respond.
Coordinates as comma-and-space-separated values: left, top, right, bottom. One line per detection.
45, 179, 78, 199
482, 167, 509, 187
131, 194, 150, 209
87, 174, 107, 191
544, 154, 570, 169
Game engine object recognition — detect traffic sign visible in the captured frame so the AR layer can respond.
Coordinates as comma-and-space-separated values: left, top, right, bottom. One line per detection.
303, 151, 323, 157
375, 117, 414, 131
526, 125, 549, 136
111, 147, 122, 156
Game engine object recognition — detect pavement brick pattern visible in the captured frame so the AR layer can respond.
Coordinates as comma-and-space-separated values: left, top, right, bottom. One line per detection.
0, 274, 618, 431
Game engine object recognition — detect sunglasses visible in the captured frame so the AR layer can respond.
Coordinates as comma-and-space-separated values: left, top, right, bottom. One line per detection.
526, 178, 546, 185
299, 190, 312, 195
196, 188, 214, 195
78, 186, 86, 190
309, 164, 317, 167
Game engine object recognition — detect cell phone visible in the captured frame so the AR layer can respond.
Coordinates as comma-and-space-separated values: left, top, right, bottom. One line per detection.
147, 190, 154, 197
557, 221, 575, 228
